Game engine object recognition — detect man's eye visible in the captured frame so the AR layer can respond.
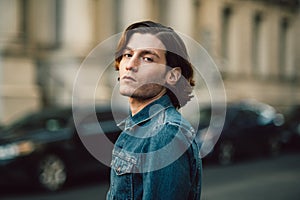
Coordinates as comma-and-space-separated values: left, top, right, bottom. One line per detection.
143, 57, 154, 62
123, 53, 132, 58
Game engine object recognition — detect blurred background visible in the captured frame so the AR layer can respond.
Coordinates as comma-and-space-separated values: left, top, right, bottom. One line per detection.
0, 0, 300, 123
0, 0, 300, 199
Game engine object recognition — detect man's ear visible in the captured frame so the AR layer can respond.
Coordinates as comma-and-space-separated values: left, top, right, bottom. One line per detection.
166, 67, 182, 86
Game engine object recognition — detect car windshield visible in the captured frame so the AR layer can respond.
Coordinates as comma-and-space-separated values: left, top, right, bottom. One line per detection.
199, 106, 236, 129
0, 108, 72, 139
240, 102, 276, 125
2, 113, 37, 133
198, 103, 277, 130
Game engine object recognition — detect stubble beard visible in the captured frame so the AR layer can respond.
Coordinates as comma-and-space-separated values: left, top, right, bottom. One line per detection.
122, 83, 166, 101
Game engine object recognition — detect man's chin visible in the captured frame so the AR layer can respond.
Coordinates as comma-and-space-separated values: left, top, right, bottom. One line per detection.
120, 91, 144, 99
120, 87, 166, 100
119, 92, 132, 98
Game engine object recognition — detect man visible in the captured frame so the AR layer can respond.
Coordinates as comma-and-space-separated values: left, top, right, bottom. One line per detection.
107, 21, 202, 200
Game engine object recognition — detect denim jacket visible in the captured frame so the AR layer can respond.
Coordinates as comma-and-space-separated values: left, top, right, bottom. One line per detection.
107, 95, 202, 200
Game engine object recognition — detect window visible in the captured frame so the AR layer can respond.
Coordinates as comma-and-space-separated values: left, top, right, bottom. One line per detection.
221, 7, 232, 63
19, 0, 28, 44
252, 12, 263, 76
278, 17, 289, 80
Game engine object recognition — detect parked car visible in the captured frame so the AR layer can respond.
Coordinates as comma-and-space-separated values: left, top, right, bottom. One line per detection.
281, 105, 300, 150
0, 106, 126, 191
197, 100, 285, 165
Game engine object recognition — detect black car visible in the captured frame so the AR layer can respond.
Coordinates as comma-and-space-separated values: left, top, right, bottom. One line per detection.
0, 106, 126, 191
196, 100, 284, 165
281, 105, 300, 149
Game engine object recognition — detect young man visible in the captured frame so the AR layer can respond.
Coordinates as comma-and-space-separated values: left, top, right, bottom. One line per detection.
107, 21, 202, 200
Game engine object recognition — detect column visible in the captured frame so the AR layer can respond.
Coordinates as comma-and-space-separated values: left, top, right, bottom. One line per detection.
61, 0, 95, 55
261, 7, 280, 78
233, 2, 252, 76
118, 0, 153, 31
165, 0, 194, 37
0, 0, 20, 43
27, 0, 57, 48
0, 0, 19, 123
95, 0, 116, 41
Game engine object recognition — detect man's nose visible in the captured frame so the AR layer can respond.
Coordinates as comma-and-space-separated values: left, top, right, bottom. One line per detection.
126, 55, 139, 71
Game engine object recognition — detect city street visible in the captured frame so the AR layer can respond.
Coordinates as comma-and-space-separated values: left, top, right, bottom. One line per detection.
1, 1, 299, 200
1, 152, 300, 200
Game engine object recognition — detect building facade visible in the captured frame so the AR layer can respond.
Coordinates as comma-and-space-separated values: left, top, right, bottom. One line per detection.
0, 0, 299, 124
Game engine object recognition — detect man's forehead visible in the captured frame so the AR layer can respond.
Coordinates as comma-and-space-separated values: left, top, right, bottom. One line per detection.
127, 33, 166, 51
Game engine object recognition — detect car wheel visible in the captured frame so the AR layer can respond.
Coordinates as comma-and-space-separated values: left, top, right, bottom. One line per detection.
218, 140, 235, 165
36, 154, 67, 191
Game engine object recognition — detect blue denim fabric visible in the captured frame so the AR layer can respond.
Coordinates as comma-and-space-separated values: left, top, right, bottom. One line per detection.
107, 95, 202, 200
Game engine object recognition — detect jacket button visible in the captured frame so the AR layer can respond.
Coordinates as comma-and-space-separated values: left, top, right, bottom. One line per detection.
116, 167, 121, 173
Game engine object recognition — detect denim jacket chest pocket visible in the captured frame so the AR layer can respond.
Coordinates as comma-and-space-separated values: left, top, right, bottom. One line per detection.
111, 148, 138, 175
108, 148, 138, 200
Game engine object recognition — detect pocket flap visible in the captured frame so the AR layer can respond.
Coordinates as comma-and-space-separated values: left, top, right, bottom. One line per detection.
111, 148, 137, 175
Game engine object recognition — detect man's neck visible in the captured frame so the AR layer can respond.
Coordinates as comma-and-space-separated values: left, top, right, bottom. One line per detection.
129, 90, 166, 116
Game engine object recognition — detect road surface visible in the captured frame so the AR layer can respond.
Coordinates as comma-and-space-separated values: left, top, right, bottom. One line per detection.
1, 152, 300, 200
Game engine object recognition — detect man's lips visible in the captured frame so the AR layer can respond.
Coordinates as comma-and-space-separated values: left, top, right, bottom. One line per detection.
122, 75, 136, 82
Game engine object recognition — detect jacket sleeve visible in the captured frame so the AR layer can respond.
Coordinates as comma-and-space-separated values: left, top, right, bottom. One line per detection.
141, 124, 198, 200
142, 149, 194, 200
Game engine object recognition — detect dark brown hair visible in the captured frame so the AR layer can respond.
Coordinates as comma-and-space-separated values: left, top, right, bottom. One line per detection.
115, 21, 195, 109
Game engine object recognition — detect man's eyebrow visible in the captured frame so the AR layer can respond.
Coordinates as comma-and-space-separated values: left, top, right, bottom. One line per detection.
124, 46, 161, 59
